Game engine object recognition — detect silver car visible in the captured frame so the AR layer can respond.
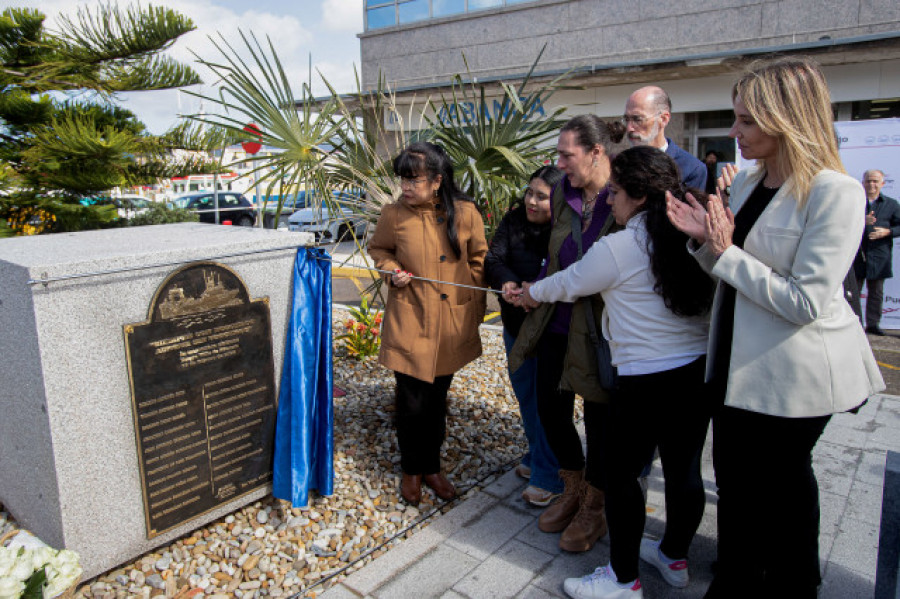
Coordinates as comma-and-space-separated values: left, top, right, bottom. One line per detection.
287, 198, 368, 242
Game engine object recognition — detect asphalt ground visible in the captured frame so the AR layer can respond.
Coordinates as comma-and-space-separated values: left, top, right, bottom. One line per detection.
864, 330, 900, 395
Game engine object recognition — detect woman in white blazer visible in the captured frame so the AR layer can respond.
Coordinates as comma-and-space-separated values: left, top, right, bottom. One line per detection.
668, 57, 884, 598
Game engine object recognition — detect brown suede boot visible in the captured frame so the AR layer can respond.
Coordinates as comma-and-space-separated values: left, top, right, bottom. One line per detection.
559, 483, 608, 552
538, 469, 584, 533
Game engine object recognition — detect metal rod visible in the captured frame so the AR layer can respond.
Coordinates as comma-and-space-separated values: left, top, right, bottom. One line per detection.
26, 244, 304, 286
310, 254, 502, 295
26, 247, 503, 295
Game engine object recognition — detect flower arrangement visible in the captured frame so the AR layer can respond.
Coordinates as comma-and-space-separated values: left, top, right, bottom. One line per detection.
337, 296, 383, 359
0, 545, 82, 599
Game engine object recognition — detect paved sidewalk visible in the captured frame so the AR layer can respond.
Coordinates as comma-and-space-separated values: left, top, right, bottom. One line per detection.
321, 394, 899, 599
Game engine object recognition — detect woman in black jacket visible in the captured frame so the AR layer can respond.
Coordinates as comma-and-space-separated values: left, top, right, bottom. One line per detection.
486, 165, 564, 506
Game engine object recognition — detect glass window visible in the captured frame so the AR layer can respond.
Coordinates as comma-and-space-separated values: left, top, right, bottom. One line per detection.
366, 5, 396, 29
852, 98, 900, 120
468, 0, 503, 9
433, 0, 465, 17
398, 0, 429, 23
366, 0, 389, 6
505, 0, 534, 4
697, 110, 735, 129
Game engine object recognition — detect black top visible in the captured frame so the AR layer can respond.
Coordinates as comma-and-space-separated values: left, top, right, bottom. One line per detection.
711, 181, 780, 384
484, 205, 552, 337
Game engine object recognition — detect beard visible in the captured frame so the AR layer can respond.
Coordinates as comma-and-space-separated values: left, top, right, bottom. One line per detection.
627, 120, 661, 147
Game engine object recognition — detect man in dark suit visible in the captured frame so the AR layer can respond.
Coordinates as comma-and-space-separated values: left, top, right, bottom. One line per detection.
624, 86, 707, 190
854, 169, 900, 336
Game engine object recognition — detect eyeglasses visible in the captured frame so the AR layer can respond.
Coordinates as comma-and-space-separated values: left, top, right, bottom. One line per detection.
621, 113, 660, 126
398, 177, 428, 188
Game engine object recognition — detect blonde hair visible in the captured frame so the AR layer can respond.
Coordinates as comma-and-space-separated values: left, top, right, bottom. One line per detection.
732, 57, 845, 205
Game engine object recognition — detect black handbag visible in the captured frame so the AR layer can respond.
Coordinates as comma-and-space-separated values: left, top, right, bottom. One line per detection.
570, 210, 618, 390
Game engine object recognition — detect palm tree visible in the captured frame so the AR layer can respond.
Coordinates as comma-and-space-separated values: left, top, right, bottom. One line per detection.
421, 49, 570, 239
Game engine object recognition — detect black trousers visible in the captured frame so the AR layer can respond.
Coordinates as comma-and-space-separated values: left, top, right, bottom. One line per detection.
706, 402, 830, 599
858, 277, 885, 328
606, 357, 712, 582
536, 331, 609, 489
394, 371, 454, 475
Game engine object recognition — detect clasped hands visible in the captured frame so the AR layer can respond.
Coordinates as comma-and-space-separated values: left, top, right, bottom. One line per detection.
865, 211, 891, 239
666, 164, 737, 257
502, 281, 541, 311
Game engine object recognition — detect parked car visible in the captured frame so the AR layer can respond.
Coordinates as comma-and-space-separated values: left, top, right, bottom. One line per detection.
110, 195, 151, 219
260, 192, 309, 215
169, 192, 256, 226
287, 192, 368, 242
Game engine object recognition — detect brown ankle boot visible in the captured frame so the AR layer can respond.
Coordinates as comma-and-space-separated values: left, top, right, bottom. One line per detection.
559, 483, 607, 552
538, 469, 584, 533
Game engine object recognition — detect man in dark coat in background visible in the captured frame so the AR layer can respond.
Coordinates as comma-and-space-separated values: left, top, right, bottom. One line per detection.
623, 86, 707, 190
855, 169, 900, 335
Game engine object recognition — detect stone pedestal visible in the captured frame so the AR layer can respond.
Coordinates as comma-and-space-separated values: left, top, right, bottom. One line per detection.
0, 224, 313, 579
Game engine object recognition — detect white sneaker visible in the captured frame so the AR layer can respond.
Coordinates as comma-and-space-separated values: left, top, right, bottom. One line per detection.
515, 463, 531, 479
521, 485, 560, 507
639, 536, 689, 588
563, 564, 643, 599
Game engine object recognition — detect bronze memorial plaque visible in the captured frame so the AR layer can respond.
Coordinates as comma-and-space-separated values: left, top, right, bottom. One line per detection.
124, 262, 277, 537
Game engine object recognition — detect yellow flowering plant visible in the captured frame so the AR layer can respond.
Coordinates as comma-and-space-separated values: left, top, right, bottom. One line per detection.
337, 296, 382, 360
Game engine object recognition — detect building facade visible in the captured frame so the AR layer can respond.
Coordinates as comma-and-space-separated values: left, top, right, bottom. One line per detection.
359, 0, 900, 161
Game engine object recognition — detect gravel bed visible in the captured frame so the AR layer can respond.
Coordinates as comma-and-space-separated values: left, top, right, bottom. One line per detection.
1, 309, 532, 598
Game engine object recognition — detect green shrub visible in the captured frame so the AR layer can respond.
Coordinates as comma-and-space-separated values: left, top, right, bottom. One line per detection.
128, 202, 198, 226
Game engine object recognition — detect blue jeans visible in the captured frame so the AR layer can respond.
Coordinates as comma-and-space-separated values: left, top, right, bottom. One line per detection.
504, 330, 562, 493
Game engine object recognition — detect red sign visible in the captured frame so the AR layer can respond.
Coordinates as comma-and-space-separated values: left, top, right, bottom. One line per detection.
242, 123, 262, 155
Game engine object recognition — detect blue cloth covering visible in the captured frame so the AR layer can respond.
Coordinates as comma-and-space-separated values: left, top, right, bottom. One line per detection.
272, 247, 334, 507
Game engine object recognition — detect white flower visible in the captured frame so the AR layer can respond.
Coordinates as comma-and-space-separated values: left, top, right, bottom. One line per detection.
8, 554, 35, 582
44, 561, 81, 598
30, 546, 55, 571
0, 548, 15, 578
0, 576, 25, 599
51, 550, 79, 569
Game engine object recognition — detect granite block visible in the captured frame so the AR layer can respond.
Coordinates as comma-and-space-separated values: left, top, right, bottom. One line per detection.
820, 490, 849, 538
0, 224, 312, 579
445, 503, 534, 561
820, 563, 877, 599
482, 467, 526, 500
831, 516, 880, 578
820, 422, 872, 449
453, 539, 555, 598
531, 543, 611, 597
875, 400, 900, 429
373, 544, 479, 599
339, 526, 448, 596
514, 517, 564, 555
857, 448, 890, 487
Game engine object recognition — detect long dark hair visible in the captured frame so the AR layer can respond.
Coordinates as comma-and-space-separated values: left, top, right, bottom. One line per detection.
559, 114, 626, 154
393, 141, 472, 258
530, 165, 564, 191
513, 165, 564, 208
610, 146, 714, 317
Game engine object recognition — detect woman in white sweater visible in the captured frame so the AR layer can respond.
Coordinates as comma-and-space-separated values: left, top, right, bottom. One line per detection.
516, 146, 715, 599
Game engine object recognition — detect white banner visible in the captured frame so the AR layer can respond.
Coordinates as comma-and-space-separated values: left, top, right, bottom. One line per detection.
835, 118, 900, 328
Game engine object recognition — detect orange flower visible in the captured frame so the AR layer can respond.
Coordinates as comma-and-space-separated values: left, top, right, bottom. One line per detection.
370, 327, 379, 336
356, 323, 367, 332
374, 314, 383, 325
345, 319, 355, 330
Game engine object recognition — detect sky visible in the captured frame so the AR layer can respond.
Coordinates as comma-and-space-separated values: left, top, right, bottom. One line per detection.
4, 0, 364, 133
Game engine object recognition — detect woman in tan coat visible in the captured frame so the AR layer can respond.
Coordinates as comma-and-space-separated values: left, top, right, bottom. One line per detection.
368, 142, 487, 505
